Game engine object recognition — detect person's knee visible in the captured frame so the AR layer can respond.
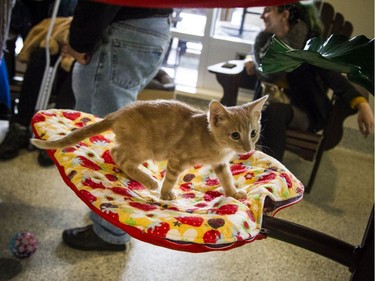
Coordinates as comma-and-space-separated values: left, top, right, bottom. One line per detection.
262, 102, 293, 125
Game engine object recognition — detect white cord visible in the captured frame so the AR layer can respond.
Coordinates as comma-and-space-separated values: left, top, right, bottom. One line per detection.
35, 0, 62, 111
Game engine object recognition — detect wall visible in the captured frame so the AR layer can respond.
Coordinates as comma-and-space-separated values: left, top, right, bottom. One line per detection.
325, 0, 374, 129
327, 0, 374, 38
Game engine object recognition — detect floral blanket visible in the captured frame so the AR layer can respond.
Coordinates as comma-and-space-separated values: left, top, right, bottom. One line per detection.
32, 109, 304, 253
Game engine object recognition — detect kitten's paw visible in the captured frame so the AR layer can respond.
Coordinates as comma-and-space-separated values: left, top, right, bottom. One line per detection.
148, 180, 159, 190
233, 190, 247, 200
160, 191, 176, 200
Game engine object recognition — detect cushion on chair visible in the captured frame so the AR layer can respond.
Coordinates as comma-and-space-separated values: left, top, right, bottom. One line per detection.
31, 109, 304, 253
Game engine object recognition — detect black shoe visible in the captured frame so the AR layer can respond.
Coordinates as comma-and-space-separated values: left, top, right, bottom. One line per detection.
37, 149, 54, 167
62, 225, 128, 251
0, 123, 30, 160
0, 258, 22, 281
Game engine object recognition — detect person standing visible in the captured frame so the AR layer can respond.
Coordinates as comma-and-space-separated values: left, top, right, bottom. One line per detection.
61, 0, 172, 251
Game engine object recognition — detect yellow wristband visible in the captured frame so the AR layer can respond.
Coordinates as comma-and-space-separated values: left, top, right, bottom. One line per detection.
350, 97, 367, 109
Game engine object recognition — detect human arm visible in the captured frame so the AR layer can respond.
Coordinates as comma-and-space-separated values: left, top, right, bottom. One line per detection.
67, 0, 120, 64
244, 59, 256, 76
61, 41, 89, 65
356, 102, 374, 137
317, 67, 374, 137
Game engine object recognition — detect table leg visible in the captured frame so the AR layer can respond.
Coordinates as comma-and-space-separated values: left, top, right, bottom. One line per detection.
215, 73, 241, 106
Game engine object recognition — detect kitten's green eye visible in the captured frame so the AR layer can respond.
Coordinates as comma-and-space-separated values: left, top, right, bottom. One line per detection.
251, 130, 257, 138
231, 132, 241, 140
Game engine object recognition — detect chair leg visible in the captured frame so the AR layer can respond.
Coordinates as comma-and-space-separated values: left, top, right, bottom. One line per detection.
350, 206, 374, 280
305, 147, 325, 193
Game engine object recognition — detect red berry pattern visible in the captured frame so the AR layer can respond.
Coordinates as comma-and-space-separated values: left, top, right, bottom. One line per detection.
31, 113, 46, 124
211, 204, 239, 215
246, 209, 256, 222
182, 193, 195, 199
203, 190, 223, 202
62, 147, 76, 153
62, 111, 81, 120
147, 222, 170, 238
257, 172, 277, 183
82, 178, 106, 189
129, 202, 158, 212
180, 182, 192, 192
90, 135, 110, 144
203, 229, 221, 244
80, 189, 97, 203
77, 156, 101, 171
238, 151, 254, 160
127, 181, 146, 190
205, 177, 220, 186
105, 174, 118, 182
280, 172, 293, 188
230, 163, 248, 175
175, 216, 204, 227
110, 187, 132, 197
102, 150, 115, 164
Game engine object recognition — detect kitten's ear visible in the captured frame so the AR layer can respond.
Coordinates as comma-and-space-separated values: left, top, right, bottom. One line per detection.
209, 100, 228, 127
251, 95, 268, 112
242, 95, 268, 118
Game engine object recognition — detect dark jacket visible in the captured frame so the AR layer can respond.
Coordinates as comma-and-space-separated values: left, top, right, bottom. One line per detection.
69, 0, 172, 53
286, 63, 362, 129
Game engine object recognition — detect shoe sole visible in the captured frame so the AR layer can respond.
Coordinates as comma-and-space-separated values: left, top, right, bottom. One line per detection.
62, 231, 129, 252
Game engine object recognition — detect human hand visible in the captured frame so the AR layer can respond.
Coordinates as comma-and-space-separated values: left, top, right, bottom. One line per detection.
356, 102, 374, 137
244, 60, 256, 76
61, 42, 91, 65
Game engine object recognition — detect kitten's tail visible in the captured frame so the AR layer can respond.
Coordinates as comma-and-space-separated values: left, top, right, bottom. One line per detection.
30, 118, 113, 149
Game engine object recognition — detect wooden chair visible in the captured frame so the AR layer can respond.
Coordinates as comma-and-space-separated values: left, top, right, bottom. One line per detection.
285, 94, 358, 193
208, 2, 360, 193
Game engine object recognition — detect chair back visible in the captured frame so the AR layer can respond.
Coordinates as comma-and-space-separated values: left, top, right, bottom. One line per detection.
315, 1, 353, 38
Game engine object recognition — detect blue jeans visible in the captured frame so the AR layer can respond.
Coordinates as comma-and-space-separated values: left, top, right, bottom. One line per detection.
72, 16, 171, 245
72, 16, 171, 117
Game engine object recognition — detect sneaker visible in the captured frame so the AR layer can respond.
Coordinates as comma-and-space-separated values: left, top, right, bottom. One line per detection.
0, 258, 22, 281
37, 149, 54, 167
62, 225, 129, 251
0, 123, 30, 160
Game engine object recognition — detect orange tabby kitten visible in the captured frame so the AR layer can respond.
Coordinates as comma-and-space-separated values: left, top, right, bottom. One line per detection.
31, 96, 268, 200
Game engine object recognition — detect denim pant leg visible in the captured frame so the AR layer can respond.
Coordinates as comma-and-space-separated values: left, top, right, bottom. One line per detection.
72, 17, 171, 117
72, 17, 171, 243
89, 212, 131, 244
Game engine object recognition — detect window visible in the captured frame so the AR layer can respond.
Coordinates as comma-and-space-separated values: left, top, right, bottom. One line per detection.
162, 8, 263, 94
212, 8, 263, 43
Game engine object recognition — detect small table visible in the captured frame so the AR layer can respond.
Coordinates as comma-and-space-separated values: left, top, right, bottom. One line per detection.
207, 60, 245, 106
